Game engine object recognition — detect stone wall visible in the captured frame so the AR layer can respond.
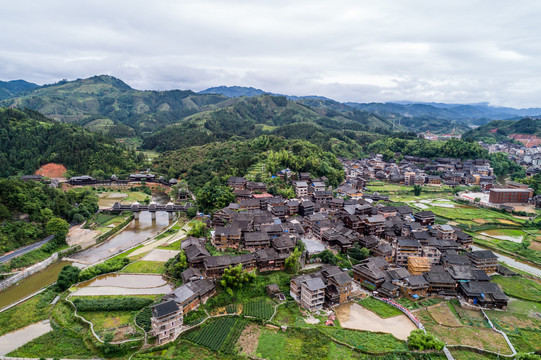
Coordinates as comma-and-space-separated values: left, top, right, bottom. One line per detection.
0, 253, 58, 291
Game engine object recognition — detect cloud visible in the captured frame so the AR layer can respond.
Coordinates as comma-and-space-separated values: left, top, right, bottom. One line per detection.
0, 0, 540, 107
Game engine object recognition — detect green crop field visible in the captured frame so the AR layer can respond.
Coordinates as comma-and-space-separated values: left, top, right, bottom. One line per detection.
184, 317, 244, 352
358, 297, 403, 318
491, 275, 541, 302
242, 300, 274, 320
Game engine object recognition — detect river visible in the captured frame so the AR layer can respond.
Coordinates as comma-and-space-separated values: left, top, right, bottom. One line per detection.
0, 261, 70, 310
0, 191, 173, 310
70, 191, 172, 265
471, 245, 541, 277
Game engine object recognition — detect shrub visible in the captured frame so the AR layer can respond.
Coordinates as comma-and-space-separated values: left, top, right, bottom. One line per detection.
56, 265, 81, 291
407, 329, 444, 351
72, 296, 153, 311
78, 257, 129, 282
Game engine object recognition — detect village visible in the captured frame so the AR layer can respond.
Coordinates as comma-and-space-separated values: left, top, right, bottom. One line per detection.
139, 153, 539, 357
1, 154, 540, 360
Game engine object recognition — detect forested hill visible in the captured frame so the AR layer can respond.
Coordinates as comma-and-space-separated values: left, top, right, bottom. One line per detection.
0, 108, 145, 177
142, 94, 390, 156
0, 75, 229, 135
462, 117, 541, 143
152, 135, 345, 192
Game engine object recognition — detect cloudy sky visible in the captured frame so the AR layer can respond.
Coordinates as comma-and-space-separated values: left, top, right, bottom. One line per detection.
1, 0, 541, 107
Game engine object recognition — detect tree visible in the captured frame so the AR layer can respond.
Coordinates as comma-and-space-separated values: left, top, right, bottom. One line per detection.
349, 246, 369, 262
165, 251, 188, 279
196, 176, 235, 214
285, 247, 302, 272
186, 206, 197, 218
187, 221, 207, 238
470, 185, 481, 192
317, 250, 338, 265
412, 185, 422, 196
56, 265, 81, 291
220, 264, 256, 295
46, 217, 70, 244
72, 213, 85, 224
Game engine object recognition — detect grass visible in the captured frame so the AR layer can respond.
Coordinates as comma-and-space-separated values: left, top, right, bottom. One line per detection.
396, 297, 443, 310
424, 203, 524, 226
120, 260, 165, 274
256, 327, 374, 359
491, 275, 541, 302
7, 326, 93, 358
155, 228, 179, 240
79, 310, 143, 340
272, 302, 306, 326
449, 350, 499, 360
358, 297, 403, 318
158, 238, 182, 250
415, 309, 512, 354
0, 290, 55, 336
133, 339, 239, 359
484, 298, 541, 353
321, 327, 408, 353
124, 191, 152, 204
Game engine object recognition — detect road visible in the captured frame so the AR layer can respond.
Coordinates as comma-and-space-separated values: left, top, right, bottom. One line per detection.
0, 235, 54, 264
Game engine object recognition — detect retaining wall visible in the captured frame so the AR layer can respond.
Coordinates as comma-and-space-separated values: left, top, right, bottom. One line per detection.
0, 253, 58, 291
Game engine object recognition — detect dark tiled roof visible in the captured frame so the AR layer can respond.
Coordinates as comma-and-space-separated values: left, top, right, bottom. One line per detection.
152, 300, 179, 318
305, 277, 326, 291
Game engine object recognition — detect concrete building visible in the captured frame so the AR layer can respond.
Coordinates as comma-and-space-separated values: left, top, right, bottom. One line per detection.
151, 300, 183, 345
489, 188, 531, 204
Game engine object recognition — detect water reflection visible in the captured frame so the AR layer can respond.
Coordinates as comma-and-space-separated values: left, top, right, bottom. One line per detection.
73, 274, 172, 296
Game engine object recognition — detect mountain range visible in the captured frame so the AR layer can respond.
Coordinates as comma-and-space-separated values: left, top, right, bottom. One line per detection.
1, 75, 539, 156
199, 85, 541, 122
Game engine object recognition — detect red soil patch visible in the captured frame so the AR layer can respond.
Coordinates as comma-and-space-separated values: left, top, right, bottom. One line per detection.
509, 134, 541, 147
35, 163, 67, 178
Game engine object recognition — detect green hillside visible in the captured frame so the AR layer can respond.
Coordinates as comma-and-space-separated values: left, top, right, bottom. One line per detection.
153, 135, 345, 192
0, 75, 228, 135
143, 95, 386, 156
462, 117, 541, 143
0, 108, 145, 177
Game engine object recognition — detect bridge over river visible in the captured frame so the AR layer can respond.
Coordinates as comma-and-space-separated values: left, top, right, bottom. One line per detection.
107, 201, 193, 219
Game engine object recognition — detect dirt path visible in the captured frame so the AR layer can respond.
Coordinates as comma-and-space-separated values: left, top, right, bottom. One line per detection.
0, 320, 52, 355
236, 323, 261, 356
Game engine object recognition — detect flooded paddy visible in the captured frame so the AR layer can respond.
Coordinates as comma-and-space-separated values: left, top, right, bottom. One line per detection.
0, 261, 71, 310
0, 321, 52, 355
480, 229, 524, 243
72, 273, 172, 296
335, 303, 416, 340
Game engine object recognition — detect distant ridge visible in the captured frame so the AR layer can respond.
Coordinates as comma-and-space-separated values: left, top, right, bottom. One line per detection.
0, 79, 40, 101
199, 85, 331, 101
